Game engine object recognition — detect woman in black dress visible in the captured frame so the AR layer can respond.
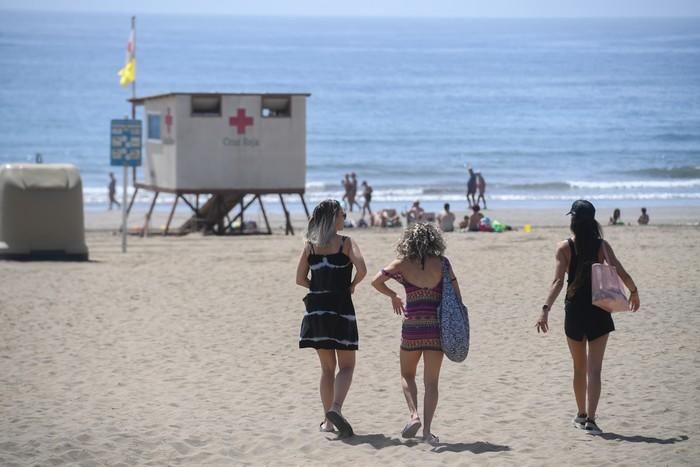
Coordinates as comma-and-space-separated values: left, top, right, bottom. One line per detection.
535, 200, 640, 434
296, 199, 367, 437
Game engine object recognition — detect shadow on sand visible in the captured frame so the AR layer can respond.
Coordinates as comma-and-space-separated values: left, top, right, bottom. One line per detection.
331, 434, 511, 454
332, 433, 412, 449
431, 441, 511, 454
596, 432, 689, 445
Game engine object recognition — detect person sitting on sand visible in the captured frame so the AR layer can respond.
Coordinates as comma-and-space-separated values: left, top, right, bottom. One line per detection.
638, 207, 649, 225
437, 203, 456, 232
407, 200, 425, 224
371, 222, 464, 446
609, 208, 624, 226
535, 199, 640, 434
296, 199, 367, 437
374, 208, 401, 228
467, 205, 483, 231
458, 215, 470, 230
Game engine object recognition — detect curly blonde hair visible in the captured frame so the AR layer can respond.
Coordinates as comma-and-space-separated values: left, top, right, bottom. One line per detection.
396, 222, 446, 265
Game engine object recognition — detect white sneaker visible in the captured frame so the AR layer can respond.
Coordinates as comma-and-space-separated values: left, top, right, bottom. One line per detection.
584, 418, 602, 434
572, 414, 587, 430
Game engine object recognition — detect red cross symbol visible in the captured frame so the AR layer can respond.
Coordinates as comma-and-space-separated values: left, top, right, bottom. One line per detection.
229, 108, 254, 135
165, 107, 173, 134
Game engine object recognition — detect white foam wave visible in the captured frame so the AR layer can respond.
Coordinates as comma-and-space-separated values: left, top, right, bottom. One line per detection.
491, 193, 700, 201
567, 179, 700, 189
81, 185, 700, 205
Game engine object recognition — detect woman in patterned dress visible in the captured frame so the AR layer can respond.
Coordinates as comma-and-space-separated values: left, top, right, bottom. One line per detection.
371, 223, 463, 445
296, 199, 367, 437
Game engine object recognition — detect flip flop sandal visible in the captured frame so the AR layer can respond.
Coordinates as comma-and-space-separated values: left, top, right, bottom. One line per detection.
325, 410, 354, 437
401, 418, 422, 438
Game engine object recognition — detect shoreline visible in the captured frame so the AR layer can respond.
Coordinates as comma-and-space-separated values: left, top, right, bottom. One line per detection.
85, 204, 700, 232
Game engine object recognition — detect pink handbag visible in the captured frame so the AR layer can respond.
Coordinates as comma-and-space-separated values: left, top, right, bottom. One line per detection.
591, 242, 629, 313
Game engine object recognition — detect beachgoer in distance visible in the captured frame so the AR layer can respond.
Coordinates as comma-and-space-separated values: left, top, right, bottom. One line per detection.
437, 203, 455, 232
371, 222, 463, 445
458, 215, 470, 230
341, 174, 351, 211
108, 172, 120, 210
467, 205, 483, 231
407, 200, 425, 224
347, 173, 362, 212
535, 200, 640, 434
361, 180, 373, 221
638, 207, 649, 225
609, 208, 623, 225
375, 208, 401, 228
476, 172, 487, 209
466, 167, 477, 208
296, 199, 368, 437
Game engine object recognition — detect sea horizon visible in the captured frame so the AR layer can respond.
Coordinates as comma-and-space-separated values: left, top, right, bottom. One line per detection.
1, 11, 699, 214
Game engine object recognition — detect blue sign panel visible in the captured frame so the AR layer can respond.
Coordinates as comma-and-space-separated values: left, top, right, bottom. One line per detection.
110, 119, 142, 167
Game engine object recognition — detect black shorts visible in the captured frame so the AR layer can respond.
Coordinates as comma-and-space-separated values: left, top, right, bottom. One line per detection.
564, 300, 615, 342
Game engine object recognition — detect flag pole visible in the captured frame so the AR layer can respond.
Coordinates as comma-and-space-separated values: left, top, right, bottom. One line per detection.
122, 15, 136, 253
131, 15, 137, 186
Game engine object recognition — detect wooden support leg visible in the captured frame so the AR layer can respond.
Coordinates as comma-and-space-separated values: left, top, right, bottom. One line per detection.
300, 194, 310, 219
216, 195, 225, 235
240, 195, 245, 234
257, 195, 272, 235
126, 186, 139, 216
164, 195, 179, 235
279, 194, 294, 236
142, 191, 159, 237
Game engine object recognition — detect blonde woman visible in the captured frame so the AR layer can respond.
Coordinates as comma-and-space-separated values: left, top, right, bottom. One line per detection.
296, 199, 367, 437
371, 223, 462, 445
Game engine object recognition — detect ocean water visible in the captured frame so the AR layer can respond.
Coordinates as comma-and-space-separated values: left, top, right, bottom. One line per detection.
1, 11, 699, 213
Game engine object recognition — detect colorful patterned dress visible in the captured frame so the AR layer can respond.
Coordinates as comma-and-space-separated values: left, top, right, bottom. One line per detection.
299, 237, 359, 350
382, 265, 443, 352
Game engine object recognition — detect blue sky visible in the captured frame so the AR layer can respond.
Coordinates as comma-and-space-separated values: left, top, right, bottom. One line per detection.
1, 0, 699, 17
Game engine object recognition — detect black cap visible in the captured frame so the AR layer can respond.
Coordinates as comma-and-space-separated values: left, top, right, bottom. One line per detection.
566, 199, 595, 219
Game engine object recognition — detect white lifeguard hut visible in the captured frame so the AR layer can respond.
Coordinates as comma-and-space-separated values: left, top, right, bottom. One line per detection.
126, 92, 311, 235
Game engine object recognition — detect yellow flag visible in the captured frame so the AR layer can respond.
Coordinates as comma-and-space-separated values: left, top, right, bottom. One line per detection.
119, 58, 136, 87
118, 27, 135, 87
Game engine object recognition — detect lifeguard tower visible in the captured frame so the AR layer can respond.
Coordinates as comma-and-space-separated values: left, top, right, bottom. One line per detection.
126, 92, 310, 235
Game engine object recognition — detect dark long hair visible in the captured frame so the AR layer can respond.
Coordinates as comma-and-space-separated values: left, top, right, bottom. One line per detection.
304, 199, 341, 246
566, 215, 604, 298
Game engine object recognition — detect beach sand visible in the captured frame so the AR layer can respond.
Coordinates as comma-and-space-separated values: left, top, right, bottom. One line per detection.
1, 215, 699, 465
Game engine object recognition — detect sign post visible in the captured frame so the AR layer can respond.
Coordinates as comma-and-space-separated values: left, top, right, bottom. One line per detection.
111, 119, 142, 253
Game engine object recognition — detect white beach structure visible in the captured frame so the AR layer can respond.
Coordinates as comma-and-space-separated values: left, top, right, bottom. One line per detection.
127, 92, 311, 235
0, 164, 89, 260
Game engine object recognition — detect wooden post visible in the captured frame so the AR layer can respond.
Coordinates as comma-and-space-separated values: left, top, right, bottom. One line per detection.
142, 191, 159, 237
279, 194, 294, 235
164, 195, 179, 235
300, 194, 310, 219
239, 195, 245, 234
257, 195, 272, 235
126, 185, 139, 216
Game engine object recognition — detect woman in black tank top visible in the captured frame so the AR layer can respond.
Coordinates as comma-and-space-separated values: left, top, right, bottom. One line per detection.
296, 200, 367, 437
534, 200, 640, 434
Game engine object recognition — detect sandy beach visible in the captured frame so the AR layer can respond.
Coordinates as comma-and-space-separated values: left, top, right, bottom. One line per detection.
1, 213, 699, 466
